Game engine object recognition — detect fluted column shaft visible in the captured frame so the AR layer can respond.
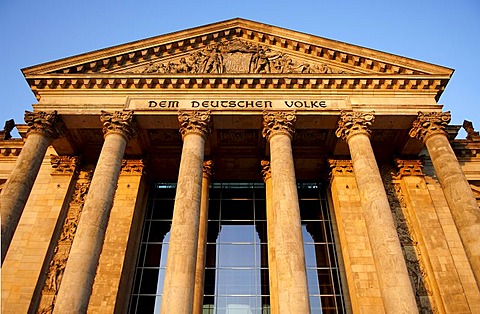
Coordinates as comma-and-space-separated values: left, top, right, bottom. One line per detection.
261, 160, 279, 313
410, 112, 480, 285
1, 111, 61, 263
161, 111, 211, 314
336, 111, 418, 313
192, 160, 214, 314
263, 111, 310, 313
53, 111, 136, 313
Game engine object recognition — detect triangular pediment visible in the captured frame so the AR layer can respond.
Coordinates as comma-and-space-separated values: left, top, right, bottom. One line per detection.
23, 18, 452, 77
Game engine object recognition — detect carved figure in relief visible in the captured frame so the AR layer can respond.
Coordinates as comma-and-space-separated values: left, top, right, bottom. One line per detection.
200, 45, 224, 73
138, 39, 345, 75
45, 259, 65, 292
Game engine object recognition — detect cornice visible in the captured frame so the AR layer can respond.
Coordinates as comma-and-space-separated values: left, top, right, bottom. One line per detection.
26, 74, 449, 101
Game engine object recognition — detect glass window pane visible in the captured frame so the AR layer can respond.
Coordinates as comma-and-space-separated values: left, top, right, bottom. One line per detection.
151, 200, 174, 219
221, 200, 253, 220
136, 295, 156, 313
217, 244, 257, 267
144, 243, 162, 267
139, 268, 159, 294
217, 269, 262, 295
218, 225, 256, 243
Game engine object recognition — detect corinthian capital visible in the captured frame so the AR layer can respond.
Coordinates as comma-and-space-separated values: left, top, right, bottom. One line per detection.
24, 110, 63, 139
178, 111, 211, 139
203, 160, 215, 179
409, 111, 451, 142
262, 111, 296, 141
100, 111, 137, 140
335, 111, 375, 141
260, 160, 271, 182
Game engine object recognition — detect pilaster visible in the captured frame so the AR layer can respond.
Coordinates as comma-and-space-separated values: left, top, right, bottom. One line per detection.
336, 111, 418, 313
328, 159, 384, 313
2, 150, 78, 313
410, 111, 480, 287
88, 159, 147, 313
261, 160, 278, 314
193, 160, 214, 314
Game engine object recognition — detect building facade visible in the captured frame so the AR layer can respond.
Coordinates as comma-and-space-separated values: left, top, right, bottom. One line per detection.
1, 18, 480, 313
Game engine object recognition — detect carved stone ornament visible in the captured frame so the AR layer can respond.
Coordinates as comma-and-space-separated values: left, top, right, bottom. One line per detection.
203, 160, 214, 179
50, 155, 80, 175
178, 111, 212, 139
335, 111, 375, 141
463, 120, 480, 141
120, 159, 145, 174
24, 110, 62, 139
328, 159, 354, 176
134, 39, 347, 75
409, 111, 451, 142
260, 160, 271, 182
100, 110, 137, 140
37, 168, 93, 313
394, 159, 424, 178
262, 111, 296, 141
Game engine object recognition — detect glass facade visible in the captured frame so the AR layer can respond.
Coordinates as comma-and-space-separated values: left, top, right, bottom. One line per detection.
129, 182, 345, 313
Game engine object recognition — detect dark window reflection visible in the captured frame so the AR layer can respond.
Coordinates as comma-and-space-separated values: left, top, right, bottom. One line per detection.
129, 182, 345, 313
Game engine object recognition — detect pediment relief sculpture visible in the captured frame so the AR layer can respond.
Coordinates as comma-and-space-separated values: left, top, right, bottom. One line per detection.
125, 39, 348, 75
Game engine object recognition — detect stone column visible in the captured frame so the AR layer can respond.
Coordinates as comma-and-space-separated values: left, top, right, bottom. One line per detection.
53, 111, 136, 313
261, 160, 279, 314
410, 111, 480, 285
262, 111, 310, 313
336, 111, 418, 313
161, 111, 211, 314
192, 160, 214, 314
1, 110, 62, 263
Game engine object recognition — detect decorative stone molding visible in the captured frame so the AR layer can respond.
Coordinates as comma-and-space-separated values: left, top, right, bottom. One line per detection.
178, 111, 212, 139
409, 112, 451, 142
394, 159, 424, 178
0, 147, 21, 156
202, 160, 214, 179
50, 155, 80, 175
262, 111, 296, 141
100, 110, 137, 141
335, 111, 375, 141
134, 39, 347, 75
120, 159, 145, 175
24, 110, 62, 139
328, 159, 354, 176
381, 166, 436, 313
260, 160, 271, 182
37, 168, 93, 313
463, 120, 480, 141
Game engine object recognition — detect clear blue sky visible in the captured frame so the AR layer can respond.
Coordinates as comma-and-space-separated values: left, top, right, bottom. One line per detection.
1, 0, 479, 138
